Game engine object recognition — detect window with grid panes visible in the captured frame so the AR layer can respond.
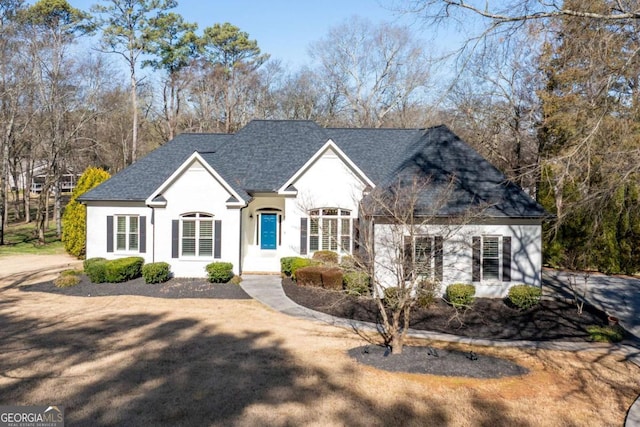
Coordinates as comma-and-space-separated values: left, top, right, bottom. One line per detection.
115, 215, 139, 251
181, 213, 213, 257
308, 208, 352, 253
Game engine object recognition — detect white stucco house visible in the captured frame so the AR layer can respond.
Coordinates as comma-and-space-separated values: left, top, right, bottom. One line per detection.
79, 120, 547, 297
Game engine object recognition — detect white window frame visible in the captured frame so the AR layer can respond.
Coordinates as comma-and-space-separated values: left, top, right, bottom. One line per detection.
115, 215, 139, 252
481, 235, 501, 281
308, 208, 352, 253
404, 235, 437, 281
180, 213, 214, 257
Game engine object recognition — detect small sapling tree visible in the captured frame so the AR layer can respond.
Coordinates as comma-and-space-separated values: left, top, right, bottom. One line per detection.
355, 174, 486, 354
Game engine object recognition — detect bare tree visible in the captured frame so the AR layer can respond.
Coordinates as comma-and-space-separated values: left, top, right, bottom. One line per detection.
356, 174, 486, 354
93, 0, 177, 163
309, 17, 432, 128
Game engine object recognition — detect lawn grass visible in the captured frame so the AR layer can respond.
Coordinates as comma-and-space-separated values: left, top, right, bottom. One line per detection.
0, 222, 65, 256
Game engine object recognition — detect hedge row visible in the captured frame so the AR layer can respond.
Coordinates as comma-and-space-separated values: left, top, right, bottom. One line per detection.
83, 257, 145, 283
83, 258, 243, 285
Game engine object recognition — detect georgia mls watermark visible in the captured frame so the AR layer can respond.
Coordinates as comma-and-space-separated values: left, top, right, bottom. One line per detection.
0, 406, 64, 427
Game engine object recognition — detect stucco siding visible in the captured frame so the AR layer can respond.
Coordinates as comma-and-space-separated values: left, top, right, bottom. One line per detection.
373, 221, 542, 298
153, 159, 241, 277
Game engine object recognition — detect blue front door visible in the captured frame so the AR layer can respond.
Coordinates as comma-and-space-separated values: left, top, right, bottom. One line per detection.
260, 214, 277, 250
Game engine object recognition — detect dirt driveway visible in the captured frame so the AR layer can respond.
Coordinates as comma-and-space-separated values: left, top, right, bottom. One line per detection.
1, 255, 639, 426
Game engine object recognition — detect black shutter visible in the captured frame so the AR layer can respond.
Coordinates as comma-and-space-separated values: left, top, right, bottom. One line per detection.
106, 216, 114, 253
472, 236, 481, 282
300, 218, 308, 255
352, 218, 360, 252
214, 220, 222, 259
502, 236, 512, 282
171, 220, 179, 258
434, 236, 443, 282
403, 236, 412, 281
139, 216, 146, 253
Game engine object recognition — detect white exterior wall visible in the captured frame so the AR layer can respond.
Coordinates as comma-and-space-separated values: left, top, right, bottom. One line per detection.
241, 147, 368, 272
373, 221, 542, 298
241, 196, 291, 272
85, 201, 153, 262
153, 159, 241, 277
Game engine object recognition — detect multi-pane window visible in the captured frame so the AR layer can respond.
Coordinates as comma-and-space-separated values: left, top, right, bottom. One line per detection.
309, 208, 352, 253
403, 236, 442, 281
482, 236, 500, 280
115, 215, 139, 251
181, 213, 213, 257
472, 235, 511, 282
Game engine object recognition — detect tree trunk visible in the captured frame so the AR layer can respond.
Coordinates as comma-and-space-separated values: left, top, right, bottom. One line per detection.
130, 59, 138, 164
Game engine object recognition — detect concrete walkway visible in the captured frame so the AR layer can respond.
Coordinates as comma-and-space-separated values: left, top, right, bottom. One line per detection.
543, 269, 640, 340
240, 274, 640, 426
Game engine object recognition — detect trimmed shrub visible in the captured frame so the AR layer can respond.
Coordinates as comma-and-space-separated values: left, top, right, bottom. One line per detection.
229, 275, 243, 285
321, 267, 343, 290
508, 284, 542, 310
84, 257, 108, 283
206, 262, 234, 283
587, 325, 624, 343
446, 283, 476, 308
339, 255, 357, 272
296, 266, 324, 287
280, 257, 299, 277
344, 272, 370, 296
312, 250, 339, 264
142, 262, 171, 284
62, 167, 111, 258
54, 270, 81, 288
290, 258, 316, 279
383, 287, 400, 310
104, 257, 144, 283
416, 279, 438, 309
296, 266, 343, 289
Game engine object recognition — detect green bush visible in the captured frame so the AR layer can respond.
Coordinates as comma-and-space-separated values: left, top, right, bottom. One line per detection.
508, 284, 542, 310
587, 325, 624, 343
280, 257, 300, 277
142, 262, 171, 284
290, 258, 316, 279
415, 279, 439, 309
206, 262, 234, 283
84, 257, 108, 283
54, 271, 81, 288
104, 257, 144, 283
446, 283, 476, 308
312, 250, 339, 264
383, 287, 400, 310
343, 272, 370, 296
62, 167, 111, 258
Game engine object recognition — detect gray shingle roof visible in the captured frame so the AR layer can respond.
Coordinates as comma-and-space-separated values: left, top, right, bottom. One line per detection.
80, 120, 546, 218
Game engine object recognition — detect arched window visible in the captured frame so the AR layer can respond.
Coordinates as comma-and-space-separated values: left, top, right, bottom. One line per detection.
309, 208, 352, 253
181, 213, 213, 257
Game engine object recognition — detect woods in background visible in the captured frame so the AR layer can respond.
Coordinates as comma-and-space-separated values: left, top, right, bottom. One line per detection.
1, 0, 639, 275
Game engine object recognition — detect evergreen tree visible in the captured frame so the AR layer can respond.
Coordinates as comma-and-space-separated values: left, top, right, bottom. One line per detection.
538, 0, 640, 274
61, 167, 110, 257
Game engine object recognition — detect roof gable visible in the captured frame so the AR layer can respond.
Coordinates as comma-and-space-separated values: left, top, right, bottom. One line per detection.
278, 139, 374, 194
146, 152, 246, 207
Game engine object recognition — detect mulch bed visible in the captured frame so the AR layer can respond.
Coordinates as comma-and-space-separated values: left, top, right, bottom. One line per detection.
21, 275, 251, 300
348, 345, 529, 378
282, 279, 612, 342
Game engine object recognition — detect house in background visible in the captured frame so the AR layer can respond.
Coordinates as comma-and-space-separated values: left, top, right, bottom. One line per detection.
79, 120, 547, 297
